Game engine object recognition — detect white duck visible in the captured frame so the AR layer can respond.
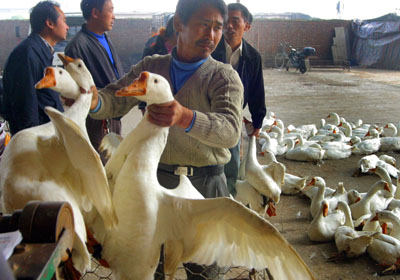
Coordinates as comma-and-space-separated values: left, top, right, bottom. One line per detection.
321, 139, 352, 160
375, 210, 400, 240
347, 189, 364, 205
334, 201, 376, 258
301, 177, 335, 200
260, 131, 295, 156
246, 135, 283, 216
370, 166, 396, 197
308, 199, 345, 242
367, 232, 400, 273
326, 112, 341, 126
349, 180, 392, 220
307, 177, 341, 218
287, 123, 317, 140
379, 134, 400, 152
0, 63, 118, 274
234, 179, 267, 216
350, 135, 380, 155
382, 123, 398, 137
285, 137, 325, 162
98, 72, 315, 280
262, 150, 307, 195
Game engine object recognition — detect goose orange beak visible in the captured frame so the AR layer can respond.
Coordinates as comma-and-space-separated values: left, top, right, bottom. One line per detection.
115, 71, 148, 97
35, 67, 56, 89
322, 203, 329, 217
57, 53, 75, 66
306, 177, 316, 186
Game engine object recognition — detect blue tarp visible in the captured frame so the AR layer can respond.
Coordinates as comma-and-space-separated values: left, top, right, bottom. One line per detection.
352, 14, 400, 69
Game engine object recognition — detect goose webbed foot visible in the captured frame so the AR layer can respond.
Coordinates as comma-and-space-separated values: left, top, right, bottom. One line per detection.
60, 249, 82, 280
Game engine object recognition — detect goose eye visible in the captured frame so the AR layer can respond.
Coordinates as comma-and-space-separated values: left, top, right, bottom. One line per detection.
154, 79, 158, 83
59, 70, 62, 74
78, 64, 82, 68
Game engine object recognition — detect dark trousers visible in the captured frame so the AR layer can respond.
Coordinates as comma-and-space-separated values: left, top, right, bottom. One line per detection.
224, 140, 241, 196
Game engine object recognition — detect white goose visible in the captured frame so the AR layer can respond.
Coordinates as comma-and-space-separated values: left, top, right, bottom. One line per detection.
234, 179, 267, 215
301, 177, 335, 200
285, 136, 325, 162
0, 63, 117, 274
246, 135, 283, 216
375, 210, 400, 240
97, 72, 314, 280
334, 201, 376, 258
262, 150, 307, 195
350, 135, 381, 155
321, 139, 352, 160
370, 166, 396, 197
307, 177, 340, 218
349, 180, 392, 220
326, 112, 341, 126
382, 123, 398, 137
308, 199, 345, 242
367, 232, 400, 273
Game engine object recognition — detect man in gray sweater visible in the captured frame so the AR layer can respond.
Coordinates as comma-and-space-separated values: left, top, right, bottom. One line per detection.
89, 0, 243, 277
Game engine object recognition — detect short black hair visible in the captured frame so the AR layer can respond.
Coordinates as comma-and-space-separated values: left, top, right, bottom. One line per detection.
227, 3, 253, 24
175, 0, 227, 25
81, 0, 107, 20
165, 16, 175, 39
29, 1, 60, 34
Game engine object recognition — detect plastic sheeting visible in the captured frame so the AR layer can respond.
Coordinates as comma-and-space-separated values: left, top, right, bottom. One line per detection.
352, 14, 400, 69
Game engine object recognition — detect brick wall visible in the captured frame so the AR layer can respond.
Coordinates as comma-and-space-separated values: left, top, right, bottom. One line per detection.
0, 20, 30, 73
108, 18, 153, 72
244, 19, 353, 67
0, 18, 352, 73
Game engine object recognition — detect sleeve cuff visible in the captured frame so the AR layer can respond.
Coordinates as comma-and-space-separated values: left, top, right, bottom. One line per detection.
90, 97, 101, 113
185, 111, 196, 133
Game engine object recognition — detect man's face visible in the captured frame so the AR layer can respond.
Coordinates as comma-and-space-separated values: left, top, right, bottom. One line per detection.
96, 0, 115, 32
224, 9, 250, 44
51, 6, 69, 42
175, 4, 223, 62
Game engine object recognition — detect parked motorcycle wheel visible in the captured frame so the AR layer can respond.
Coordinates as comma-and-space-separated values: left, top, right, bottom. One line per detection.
299, 61, 307, 73
274, 53, 286, 68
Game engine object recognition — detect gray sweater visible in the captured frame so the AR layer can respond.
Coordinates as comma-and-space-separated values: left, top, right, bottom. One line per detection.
90, 54, 243, 167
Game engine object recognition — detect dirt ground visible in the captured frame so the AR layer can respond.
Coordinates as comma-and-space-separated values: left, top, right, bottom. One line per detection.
122, 67, 400, 280
252, 67, 400, 280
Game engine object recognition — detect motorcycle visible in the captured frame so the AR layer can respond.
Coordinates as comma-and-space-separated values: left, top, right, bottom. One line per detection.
286, 45, 316, 73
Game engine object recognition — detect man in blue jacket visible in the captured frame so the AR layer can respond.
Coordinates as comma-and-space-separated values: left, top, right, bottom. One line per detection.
65, 0, 124, 163
212, 3, 266, 195
2, 1, 69, 135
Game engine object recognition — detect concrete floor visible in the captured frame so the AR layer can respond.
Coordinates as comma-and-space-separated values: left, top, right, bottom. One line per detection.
119, 67, 400, 279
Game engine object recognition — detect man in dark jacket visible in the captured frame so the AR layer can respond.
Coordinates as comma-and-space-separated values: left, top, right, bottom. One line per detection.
212, 3, 266, 195
2, 1, 69, 135
65, 0, 124, 164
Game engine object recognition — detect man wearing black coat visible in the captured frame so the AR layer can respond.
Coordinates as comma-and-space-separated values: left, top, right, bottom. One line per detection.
2, 1, 69, 135
65, 0, 124, 164
212, 3, 266, 195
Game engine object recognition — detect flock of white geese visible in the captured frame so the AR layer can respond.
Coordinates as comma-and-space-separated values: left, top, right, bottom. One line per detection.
235, 109, 400, 274
0, 55, 315, 280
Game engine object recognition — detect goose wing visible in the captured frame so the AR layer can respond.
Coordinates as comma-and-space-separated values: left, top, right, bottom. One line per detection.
160, 195, 315, 280
45, 106, 118, 229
